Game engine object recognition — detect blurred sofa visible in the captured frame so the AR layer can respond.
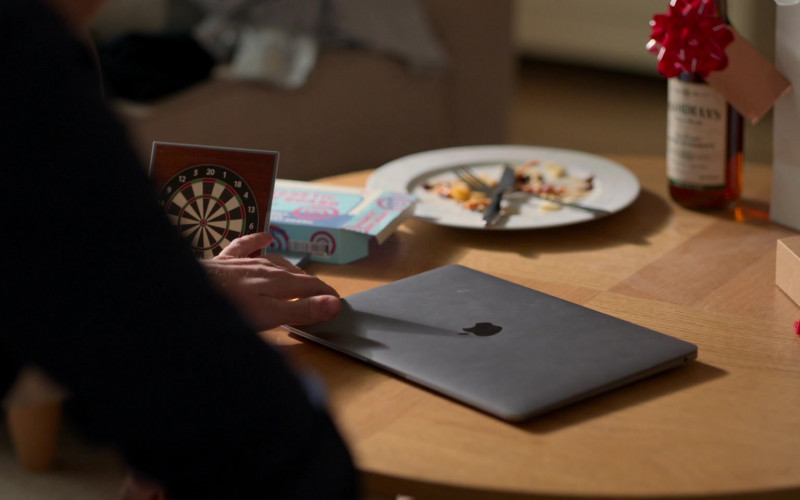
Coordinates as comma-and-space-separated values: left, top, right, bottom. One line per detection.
95, 0, 514, 181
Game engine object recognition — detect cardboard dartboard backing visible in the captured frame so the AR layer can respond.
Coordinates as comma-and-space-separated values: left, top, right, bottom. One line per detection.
149, 142, 278, 258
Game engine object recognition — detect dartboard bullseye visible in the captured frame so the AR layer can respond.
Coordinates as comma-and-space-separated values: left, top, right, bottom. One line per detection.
157, 165, 259, 258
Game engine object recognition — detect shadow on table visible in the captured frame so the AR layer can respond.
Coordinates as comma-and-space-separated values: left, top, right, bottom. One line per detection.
520, 360, 727, 433
312, 187, 780, 288
422, 187, 673, 258
282, 340, 727, 438
314, 187, 673, 284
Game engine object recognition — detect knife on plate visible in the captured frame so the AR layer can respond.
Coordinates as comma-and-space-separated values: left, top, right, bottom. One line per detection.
482, 165, 516, 227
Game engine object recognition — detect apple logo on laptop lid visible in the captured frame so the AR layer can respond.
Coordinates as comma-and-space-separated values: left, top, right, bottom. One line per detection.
460, 322, 503, 337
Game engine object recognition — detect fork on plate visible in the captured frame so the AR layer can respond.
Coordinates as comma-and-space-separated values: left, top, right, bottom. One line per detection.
453, 166, 610, 216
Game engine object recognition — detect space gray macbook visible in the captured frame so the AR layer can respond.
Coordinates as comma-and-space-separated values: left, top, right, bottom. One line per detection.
285, 265, 697, 422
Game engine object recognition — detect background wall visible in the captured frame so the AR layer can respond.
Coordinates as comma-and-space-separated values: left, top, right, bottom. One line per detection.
513, 0, 777, 75
93, 0, 777, 75
91, 0, 166, 39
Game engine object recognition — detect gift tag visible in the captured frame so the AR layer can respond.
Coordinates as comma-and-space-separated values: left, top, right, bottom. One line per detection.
705, 28, 791, 124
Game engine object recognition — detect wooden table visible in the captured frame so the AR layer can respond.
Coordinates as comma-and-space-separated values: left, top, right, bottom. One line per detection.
262, 156, 800, 499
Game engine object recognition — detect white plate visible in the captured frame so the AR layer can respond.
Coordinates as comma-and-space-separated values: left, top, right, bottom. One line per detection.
366, 145, 641, 230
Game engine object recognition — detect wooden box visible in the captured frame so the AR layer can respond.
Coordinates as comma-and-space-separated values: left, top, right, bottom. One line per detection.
776, 236, 800, 307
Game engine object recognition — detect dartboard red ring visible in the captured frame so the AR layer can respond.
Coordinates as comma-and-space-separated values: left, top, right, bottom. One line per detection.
157, 164, 259, 258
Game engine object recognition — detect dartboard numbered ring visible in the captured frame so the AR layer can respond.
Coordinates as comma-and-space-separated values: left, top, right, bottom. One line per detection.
157, 164, 259, 258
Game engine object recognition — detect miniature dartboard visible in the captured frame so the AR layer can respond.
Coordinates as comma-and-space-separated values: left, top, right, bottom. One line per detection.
157, 165, 259, 258
149, 142, 278, 259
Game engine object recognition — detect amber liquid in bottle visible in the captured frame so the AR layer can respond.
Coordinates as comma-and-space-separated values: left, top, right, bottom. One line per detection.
666, 1, 743, 211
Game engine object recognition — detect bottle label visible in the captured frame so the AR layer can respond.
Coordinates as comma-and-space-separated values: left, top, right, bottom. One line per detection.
666, 79, 728, 189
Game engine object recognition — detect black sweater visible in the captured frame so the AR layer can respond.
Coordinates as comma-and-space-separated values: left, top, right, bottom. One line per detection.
0, 1, 356, 498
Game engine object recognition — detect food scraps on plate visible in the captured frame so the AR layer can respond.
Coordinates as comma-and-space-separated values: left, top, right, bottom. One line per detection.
422, 160, 594, 214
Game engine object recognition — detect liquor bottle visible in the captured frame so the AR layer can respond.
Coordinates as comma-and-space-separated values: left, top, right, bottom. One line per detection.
665, 0, 743, 210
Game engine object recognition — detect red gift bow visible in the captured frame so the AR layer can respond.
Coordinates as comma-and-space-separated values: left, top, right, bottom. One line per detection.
647, 0, 734, 78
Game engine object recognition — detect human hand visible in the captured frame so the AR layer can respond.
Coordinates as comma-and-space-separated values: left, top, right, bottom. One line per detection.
202, 232, 341, 330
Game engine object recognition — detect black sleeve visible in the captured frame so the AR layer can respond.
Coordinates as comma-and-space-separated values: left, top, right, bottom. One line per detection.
0, 1, 357, 498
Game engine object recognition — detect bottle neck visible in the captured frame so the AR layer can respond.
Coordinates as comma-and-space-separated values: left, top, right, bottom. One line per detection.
715, 0, 730, 24
678, 72, 705, 84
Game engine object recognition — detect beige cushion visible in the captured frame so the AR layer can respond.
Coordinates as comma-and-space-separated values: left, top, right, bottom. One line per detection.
113, 0, 513, 181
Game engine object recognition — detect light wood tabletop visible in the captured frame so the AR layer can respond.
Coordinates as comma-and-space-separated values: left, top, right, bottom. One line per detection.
262, 155, 800, 500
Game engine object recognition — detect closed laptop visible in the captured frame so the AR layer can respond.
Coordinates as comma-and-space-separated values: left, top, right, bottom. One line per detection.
285, 265, 698, 422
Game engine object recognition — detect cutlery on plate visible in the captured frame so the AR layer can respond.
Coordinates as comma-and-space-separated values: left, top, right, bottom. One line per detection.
454, 165, 515, 227
454, 164, 611, 218
522, 191, 611, 215
483, 165, 516, 226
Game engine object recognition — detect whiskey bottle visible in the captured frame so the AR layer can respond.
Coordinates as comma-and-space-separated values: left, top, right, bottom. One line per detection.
665, 0, 743, 210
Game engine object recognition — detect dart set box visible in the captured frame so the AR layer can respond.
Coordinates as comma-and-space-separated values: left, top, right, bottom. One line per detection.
148, 142, 278, 259
267, 179, 416, 264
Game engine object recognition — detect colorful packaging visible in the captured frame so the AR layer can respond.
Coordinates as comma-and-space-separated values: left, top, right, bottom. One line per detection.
267, 180, 416, 264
